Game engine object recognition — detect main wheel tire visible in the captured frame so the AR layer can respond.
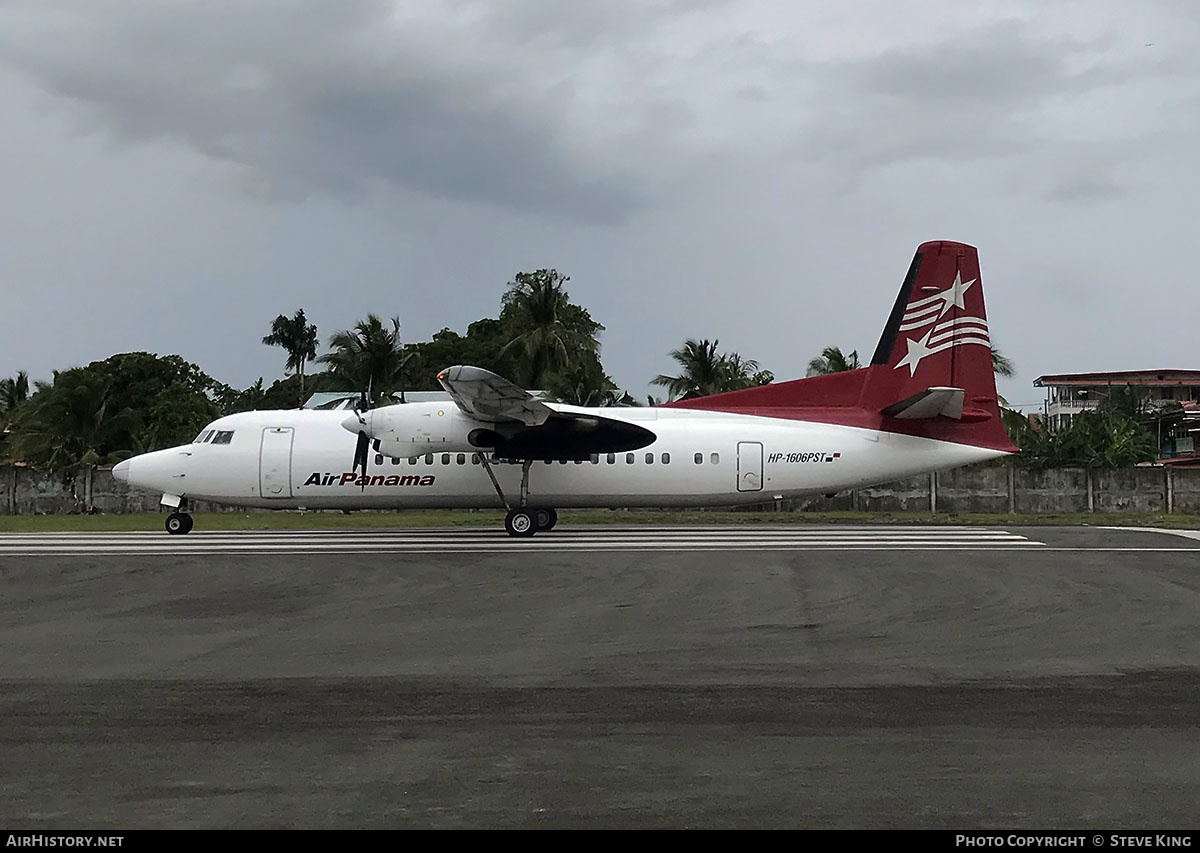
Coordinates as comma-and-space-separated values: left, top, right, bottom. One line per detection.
505, 509, 537, 538
165, 513, 190, 535
180, 514, 194, 534
534, 508, 558, 531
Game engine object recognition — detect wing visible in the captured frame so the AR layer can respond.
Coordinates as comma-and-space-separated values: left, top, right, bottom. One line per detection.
437, 365, 554, 426
436, 364, 656, 459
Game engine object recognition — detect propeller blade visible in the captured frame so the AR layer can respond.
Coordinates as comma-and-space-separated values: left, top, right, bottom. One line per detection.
353, 430, 370, 490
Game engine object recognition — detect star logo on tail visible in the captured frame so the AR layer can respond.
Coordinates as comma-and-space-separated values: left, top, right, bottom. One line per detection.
893, 271, 989, 375
895, 330, 935, 376
936, 271, 976, 317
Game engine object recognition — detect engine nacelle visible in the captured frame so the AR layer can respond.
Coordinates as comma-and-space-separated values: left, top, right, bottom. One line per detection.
362, 401, 489, 457
349, 400, 657, 462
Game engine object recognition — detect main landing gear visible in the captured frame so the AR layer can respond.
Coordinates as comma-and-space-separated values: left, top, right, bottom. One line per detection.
503, 507, 558, 538
477, 455, 558, 537
165, 512, 194, 535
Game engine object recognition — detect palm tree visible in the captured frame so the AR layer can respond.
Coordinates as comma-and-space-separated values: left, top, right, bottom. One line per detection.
653, 338, 724, 401
262, 309, 319, 405
316, 314, 414, 403
721, 353, 773, 390
806, 346, 861, 377
6, 370, 137, 473
0, 370, 29, 415
500, 269, 601, 389
991, 346, 1015, 379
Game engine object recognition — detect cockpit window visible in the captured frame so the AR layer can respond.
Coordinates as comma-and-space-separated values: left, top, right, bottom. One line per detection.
211, 430, 235, 445
193, 429, 214, 444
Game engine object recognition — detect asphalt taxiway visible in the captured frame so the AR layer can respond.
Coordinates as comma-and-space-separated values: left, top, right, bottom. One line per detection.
1, 524, 1198, 828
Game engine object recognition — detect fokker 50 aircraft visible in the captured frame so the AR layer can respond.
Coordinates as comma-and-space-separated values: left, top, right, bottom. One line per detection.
112, 240, 1016, 536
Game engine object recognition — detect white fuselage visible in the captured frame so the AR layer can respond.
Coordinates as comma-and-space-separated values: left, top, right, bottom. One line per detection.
117, 404, 1006, 510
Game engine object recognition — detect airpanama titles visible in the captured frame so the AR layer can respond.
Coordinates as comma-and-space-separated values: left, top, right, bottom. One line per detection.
303, 472, 437, 487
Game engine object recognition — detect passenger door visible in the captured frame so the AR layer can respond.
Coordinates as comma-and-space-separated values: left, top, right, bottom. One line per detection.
737, 441, 763, 492
259, 427, 295, 498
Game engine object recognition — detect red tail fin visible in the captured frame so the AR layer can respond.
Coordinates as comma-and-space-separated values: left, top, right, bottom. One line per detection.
862, 241, 993, 407
667, 240, 1015, 453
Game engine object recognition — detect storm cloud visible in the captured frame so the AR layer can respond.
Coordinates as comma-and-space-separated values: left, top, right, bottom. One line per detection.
2, 0, 1199, 410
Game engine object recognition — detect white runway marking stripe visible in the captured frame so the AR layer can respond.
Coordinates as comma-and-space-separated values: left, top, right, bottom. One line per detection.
0, 526, 1046, 554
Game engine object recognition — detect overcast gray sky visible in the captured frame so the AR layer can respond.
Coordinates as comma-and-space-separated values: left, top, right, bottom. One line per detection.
2, 0, 1197, 410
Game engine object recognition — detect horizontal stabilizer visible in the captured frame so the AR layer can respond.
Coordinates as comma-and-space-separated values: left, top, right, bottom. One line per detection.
881, 387, 964, 420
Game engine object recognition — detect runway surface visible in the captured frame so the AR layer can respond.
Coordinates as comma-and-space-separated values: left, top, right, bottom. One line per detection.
0, 524, 1053, 554
2, 524, 1199, 828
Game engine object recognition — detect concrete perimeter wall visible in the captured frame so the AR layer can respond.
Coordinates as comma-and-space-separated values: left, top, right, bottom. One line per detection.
1, 464, 1198, 516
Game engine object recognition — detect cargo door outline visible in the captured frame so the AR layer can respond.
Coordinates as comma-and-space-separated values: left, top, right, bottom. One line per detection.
259, 427, 294, 498
737, 441, 763, 492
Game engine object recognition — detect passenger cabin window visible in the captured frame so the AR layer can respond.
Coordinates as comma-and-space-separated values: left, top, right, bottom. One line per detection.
457, 453, 466, 465
424, 454, 433, 465
391, 457, 400, 466
662, 453, 670, 464
211, 431, 234, 445
409, 456, 418, 465
694, 452, 703, 465
442, 454, 450, 465
626, 453, 635, 464
375, 453, 384, 466
710, 452, 720, 465
645, 452, 654, 464
590, 454, 600, 464
471, 453, 480, 465
607, 453, 615, 464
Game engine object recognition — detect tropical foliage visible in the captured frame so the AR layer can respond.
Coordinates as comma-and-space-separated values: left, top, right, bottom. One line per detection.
4, 354, 223, 473
991, 346, 1015, 379
652, 339, 772, 401
806, 347, 861, 377
499, 269, 604, 390
0, 268, 1160, 476
0, 370, 29, 417
1016, 409, 1156, 469
316, 314, 416, 403
262, 309, 319, 406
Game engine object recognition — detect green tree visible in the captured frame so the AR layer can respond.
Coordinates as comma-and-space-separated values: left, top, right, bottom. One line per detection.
5, 369, 137, 473
991, 346, 1015, 379
652, 339, 772, 401
403, 319, 516, 390
545, 359, 621, 407
722, 353, 774, 389
0, 370, 30, 416
262, 309, 319, 406
100, 353, 224, 451
806, 346, 861, 377
316, 314, 415, 402
500, 269, 602, 389
1018, 409, 1155, 469
4, 353, 226, 471
653, 339, 724, 401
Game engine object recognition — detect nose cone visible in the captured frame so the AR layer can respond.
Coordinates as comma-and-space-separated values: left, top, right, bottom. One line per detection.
342, 413, 366, 435
111, 459, 131, 483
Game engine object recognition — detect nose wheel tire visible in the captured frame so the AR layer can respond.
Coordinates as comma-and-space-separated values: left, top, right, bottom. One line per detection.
534, 508, 558, 531
165, 513, 194, 535
504, 509, 537, 538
